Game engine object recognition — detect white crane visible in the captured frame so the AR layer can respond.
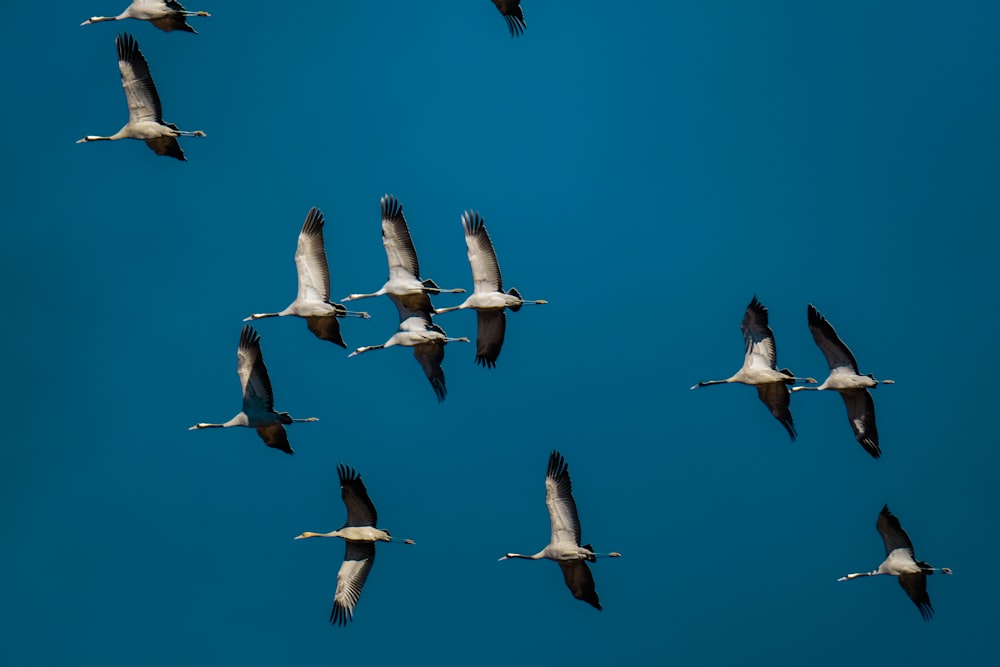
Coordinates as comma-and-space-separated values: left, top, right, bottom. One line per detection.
342, 194, 464, 313
500, 451, 620, 610
349, 296, 469, 402
295, 464, 415, 626
434, 211, 546, 368
244, 208, 370, 348
490, 0, 526, 37
691, 296, 815, 441
77, 33, 205, 160
838, 505, 951, 621
82, 0, 210, 33
188, 325, 318, 455
792, 304, 894, 458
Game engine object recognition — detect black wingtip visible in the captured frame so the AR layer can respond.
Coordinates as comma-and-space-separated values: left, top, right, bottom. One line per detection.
381, 194, 403, 221
546, 450, 568, 479
338, 463, 360, 486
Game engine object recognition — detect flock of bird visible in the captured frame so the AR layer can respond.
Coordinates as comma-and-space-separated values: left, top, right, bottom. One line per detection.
76, 0, 951, 626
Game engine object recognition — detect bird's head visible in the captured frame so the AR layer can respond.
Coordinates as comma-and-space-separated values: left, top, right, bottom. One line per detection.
941, 567, 953, 575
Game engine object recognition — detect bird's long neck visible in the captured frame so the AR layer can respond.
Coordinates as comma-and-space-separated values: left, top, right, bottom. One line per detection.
504, 552, 543, 560
838, 570, 879, 581
434, 304, 465, 315
245, 312, 281, 320
691, 379, 731, 389
295, 531, 340, 539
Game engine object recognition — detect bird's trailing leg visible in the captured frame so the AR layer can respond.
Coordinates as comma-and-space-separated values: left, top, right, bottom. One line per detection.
176, 130, 206, 137
445, 337, 471, 344
289, 417, 319, 423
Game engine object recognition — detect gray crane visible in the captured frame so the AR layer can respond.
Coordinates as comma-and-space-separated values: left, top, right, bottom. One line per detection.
295, 464, 414, 625
77, 33, 205, 160
244, 208, 370, 348
691, 296, 815, 440
792, 304, 894, 458
349, 297, 469, 402
500, 451, 620, 610
434, 211, 546, 368
82, 0, 210, 33
188, 326, 318, 455
838, 505, 951, 621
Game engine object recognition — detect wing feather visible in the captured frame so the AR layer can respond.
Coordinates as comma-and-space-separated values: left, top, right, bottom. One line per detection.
898, 573, 934, 621
841, 389, 880, 458
877, 505, 915, 557
296, 208, 332, 303
741, 296, 779, 372
755, 383, 796, 441
237, 326, 275, 414
557, 559, 602, 610
807, 304, 861, 374
255, 424, 293, 455
462, 211, 503, 294
381, 195, 421, 281
475, 309, 506, 368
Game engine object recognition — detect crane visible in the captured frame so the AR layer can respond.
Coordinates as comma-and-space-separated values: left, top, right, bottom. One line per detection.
342, 194, 464, 313
82, 0, 210, 33
188, 326, 318, 455
434, 211, 546, 368
349, 296, 469, 402
691, 296, 815, 440
838, 505, 951, 621
792, 304, 894, 458
295, 464, 414, 625
77, 33, 205, 160
244, 207, 370, 348
500, 451, 620, 610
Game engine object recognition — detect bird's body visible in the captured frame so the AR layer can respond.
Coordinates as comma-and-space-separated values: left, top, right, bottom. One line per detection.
500, 451, 620, 610
350, 297, 469, 402
691, 296, 815, 440
342, 195, 464, 312
838, 505, 951, 621
295, 464, 414, 625
434, 211, 546, 368
77, 33, 205, 160
244, 208, 369, 348
792, 305, 894, 458
82, 0, 210, 33
188, 325, 317, 455
491, 0, 526, 37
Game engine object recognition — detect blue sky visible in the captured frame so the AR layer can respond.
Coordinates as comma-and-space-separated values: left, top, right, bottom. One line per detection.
2, 1, 999, 665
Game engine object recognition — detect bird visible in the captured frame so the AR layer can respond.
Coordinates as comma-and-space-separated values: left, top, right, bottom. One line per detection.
349, 296, 469, 402
691, 296, 816, 441
244, 208, 370, 348
491, 0, 526, 37
434, 211, 547, 368
791, 304, 895, 458
342, 194, 464, 313
295, 464, 415, 626
77, 33, 205, 160
81, 0, 210, 33
838, 505, 952, 621
188, 325, 318, 455
499, 451, 620, 610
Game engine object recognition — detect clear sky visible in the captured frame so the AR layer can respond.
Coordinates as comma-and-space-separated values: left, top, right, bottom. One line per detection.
2, 1, 999, 665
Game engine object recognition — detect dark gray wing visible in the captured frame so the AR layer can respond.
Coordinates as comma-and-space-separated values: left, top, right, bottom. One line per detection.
330, 541, 375, 625
491, 0, 526, 36
381, 194, 421, 281
237, 325, 276, 414
413, 343, 447, 402
557, 560, 601, 610
898, 573, 934, 621
877, 505, 915, 557
306, 316, 346, 348
841, 389, 880, 458
807, 304, 861, 374
338, 464, 378, 527
475, 309, 506, 368
255, 424, 293, 455
755, 383, 796, 441
742, 296, 780, 372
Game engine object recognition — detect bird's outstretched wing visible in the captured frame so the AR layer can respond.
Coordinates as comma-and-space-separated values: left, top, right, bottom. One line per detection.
557, 559, 602, 610
296, 207, 332, 304
806, 304, 861, 374
462, 211, 503, 294
876, 505, 915, 557
338, 464, 379, 527
330, 541, 376, 625
545, 451, 583, 547
897, 573, 934, 621
381, 195, 421, 282
755, 383, 796, 441
237, 325, 276, 414
841, 389, 880, 458
741, 296, 779, 372
116, 33, 163, 124
255, 423, 293, 455
475, 309, 506, 368
491, 0, 526, 37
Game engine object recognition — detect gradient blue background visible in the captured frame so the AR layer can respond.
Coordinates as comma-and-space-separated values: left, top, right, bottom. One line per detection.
2, 1, 998, 665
